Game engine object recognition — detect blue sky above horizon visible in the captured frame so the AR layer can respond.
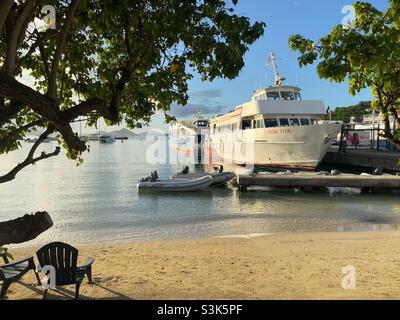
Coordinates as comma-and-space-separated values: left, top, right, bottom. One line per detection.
71, 0, 389, 133
168, 0, 389, 123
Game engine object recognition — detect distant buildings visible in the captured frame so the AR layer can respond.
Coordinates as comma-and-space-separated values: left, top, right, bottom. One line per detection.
350, 110, 399, 130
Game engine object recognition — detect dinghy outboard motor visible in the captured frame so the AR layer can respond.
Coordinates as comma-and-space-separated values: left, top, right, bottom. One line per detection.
180, 166, 190, 175
214, 165, 224, 173
331, 170, 341, 176
373, 167, 384, 176
151, 171, 159, 182
140, 171, 159, 182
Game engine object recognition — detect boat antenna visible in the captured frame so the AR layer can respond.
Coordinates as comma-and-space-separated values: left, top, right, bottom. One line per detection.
196, 108, 204, 120
269, 50, 286, 86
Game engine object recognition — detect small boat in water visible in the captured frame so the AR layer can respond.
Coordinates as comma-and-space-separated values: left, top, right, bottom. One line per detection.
115, 136, 129, 141
99, 135, 115, 144
138, 171, 213, 192
171, 166, 236, 186
87, 133, 101, 141
172, 172, 236, 186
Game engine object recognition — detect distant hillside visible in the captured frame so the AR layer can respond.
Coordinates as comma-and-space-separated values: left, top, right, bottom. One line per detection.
326, 101, 371, 123
91, 131, 107, 136
133, 131, 168, 138
109, 128, 137, 137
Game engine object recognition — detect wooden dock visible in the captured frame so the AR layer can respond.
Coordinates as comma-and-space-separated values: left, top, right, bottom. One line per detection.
322, 148, 400, 173
237, 174, 400, 191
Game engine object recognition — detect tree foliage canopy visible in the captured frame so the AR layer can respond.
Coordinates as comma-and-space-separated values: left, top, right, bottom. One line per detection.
0, 0, 265, 183
288, 0, 400, 146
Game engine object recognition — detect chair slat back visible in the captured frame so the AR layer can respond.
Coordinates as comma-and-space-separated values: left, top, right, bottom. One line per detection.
36, 242, 78, 285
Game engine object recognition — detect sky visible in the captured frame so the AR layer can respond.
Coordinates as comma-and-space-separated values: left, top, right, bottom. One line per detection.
170, 0, 388, 115
164, 0, 390, 130
23, 0, 390, 134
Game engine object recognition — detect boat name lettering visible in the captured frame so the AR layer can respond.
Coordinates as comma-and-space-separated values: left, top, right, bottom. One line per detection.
268, 129, 291, 134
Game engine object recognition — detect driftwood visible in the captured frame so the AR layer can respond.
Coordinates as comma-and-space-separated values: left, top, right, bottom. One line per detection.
0, 212, 53, 246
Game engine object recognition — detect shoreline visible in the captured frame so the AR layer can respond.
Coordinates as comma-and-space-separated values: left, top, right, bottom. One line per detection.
6, 230, 400, 300
9, 221, 398, 249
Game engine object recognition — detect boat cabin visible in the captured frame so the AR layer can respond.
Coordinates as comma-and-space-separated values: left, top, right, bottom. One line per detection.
193, 119, 209, 128
209, 85, 328, 135
253, 86, 302, 101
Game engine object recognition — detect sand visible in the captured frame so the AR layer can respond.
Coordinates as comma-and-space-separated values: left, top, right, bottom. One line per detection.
4, 231, 400, 300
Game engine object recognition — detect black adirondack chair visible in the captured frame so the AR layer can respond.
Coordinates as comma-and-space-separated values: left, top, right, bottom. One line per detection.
36, 242, 94, 300
0, 253, 41, 299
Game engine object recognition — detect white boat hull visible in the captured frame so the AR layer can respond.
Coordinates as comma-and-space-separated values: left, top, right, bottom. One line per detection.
137, 175, 213, 192
171, 172, 236, 186
205, 123, 342, 170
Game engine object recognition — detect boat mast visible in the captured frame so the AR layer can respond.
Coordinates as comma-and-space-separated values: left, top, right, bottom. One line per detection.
196, 108, 204, 120
269, 50, 285, 87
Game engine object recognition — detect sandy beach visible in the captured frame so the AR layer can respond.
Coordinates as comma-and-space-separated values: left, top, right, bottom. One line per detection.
5, 231, 400, 300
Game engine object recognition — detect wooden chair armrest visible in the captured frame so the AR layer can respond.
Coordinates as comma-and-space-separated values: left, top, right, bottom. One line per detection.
0, 253, 9, 264
0, 256, 34, 268
80, 258, 95, 269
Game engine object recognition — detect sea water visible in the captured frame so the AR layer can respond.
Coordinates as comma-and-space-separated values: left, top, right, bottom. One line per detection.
1, 140, 400, 246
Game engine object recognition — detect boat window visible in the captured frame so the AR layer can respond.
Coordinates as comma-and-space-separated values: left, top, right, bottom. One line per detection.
279, 118, 290, 127
290, 118, 300, 126
196, 120, 208, 128
267, 92, 280, 100
264, 118, 279, 128
254, 119, 264, 129
300, 118, 310, 126
220, 124, 231, 133
213, 124, 216, 134
281, 91, 295, 100
294, 92, 302, 100
241, 120, 252, 130
310, 119, 318, 125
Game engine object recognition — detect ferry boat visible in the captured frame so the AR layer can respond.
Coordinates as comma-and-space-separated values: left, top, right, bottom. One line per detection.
204, 51, 342, 171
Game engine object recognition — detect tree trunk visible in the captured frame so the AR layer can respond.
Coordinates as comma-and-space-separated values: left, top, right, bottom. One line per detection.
0, 212, 53, 246
0, 0, 14, 31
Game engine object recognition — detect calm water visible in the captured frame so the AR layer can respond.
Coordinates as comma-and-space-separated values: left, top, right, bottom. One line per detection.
1, 140, 400, 247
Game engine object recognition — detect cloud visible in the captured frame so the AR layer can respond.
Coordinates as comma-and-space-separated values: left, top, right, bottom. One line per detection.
170, 103, 228, 118
190, 89, 223, 98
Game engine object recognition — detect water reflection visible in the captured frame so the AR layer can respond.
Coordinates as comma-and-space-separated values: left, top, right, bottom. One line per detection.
1, 140, 400, 246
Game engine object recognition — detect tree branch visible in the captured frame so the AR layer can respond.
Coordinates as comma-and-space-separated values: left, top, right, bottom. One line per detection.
0, 75, 88, 152
18, 29, 59, 68
0, 74, 56, 119
380, 131, 400, 149
3, 119, 45, 139
0, 212, 53, 246
62, 97, 112, 121
390, 107, 400, 128
0, 125, 60, 184
4, 0, 38, 76
55, 122, 86, 151
0, 0, 14, 32
48, 0, 80, 99
0, 100, 25, 127
39, 41, 51, 80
